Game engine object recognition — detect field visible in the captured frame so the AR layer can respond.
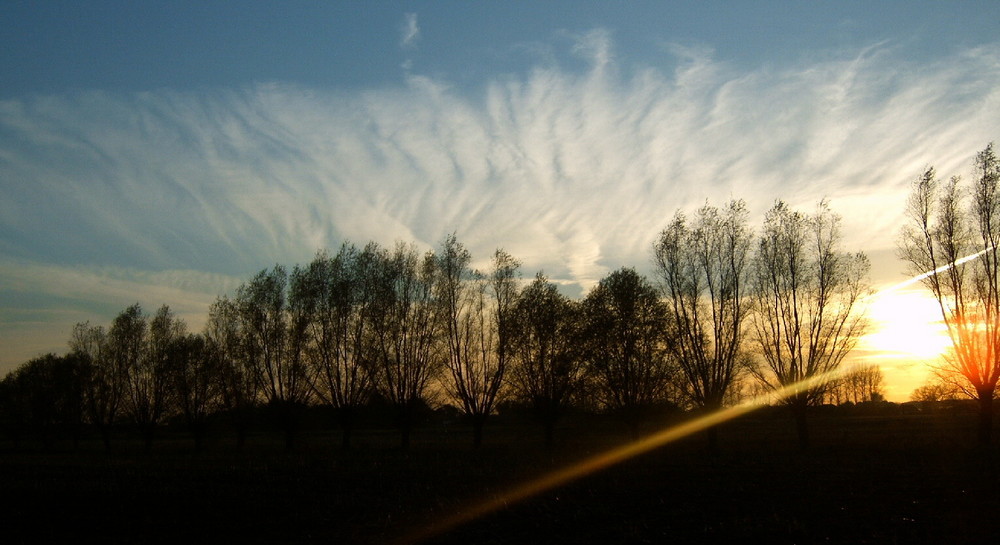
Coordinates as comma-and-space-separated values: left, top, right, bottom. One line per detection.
1, 405, 998, 544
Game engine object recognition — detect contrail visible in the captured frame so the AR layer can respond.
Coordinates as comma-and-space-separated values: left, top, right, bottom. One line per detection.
878, 247, 992, 294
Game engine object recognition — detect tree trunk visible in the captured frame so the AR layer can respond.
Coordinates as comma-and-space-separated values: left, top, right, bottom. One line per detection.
793, 404, 810, 451
275, 401, 298, 451
472, 417, 484, 449
338, 407, 355, 450
400, 423, 411, 450
100, 425, 112, 451
235, 424, 247, 449
341, 425, 353, 450
543, 419, 555, 449
141, 425, 154, 452
703, 401, 723, 454
705, 425, 719, 454
191, 423, 205, 452
232, 408, 250, 449
977, 392, 994, 447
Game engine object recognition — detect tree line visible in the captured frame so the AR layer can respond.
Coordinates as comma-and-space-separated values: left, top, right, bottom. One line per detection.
3, 195, 897, 452
8, 145, 998, 455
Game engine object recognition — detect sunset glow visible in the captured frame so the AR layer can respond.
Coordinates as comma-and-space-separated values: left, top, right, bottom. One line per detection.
861, 289, 950, 361
4, 5, 1000, 545
1, 3, 998, 408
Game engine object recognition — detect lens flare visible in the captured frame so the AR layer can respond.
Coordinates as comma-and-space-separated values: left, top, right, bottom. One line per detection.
399, 252, 986, 544
399, 368, 853, 544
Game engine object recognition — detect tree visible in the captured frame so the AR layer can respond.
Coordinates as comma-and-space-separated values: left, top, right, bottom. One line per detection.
70, 321, 121, 450
899, 143, 1000, 445
910, 379, 961, 403
582, 267, 674, 435
205, 296, 258, 448
302, 244, 379, 449
654, 200, 753, 450
437, 238, 520, 448
0, 354, 86, 447
168, 333, 219, 450
119, 304, 182, 450
750, 200, 870, 449
0, 371, 25, 445
826, 364, 884, 405
370, 242, 442, 448
509, 273, 584, 447
236, 266, 312, 449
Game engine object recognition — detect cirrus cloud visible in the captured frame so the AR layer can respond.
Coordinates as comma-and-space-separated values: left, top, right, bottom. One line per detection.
1, 34, 999, 372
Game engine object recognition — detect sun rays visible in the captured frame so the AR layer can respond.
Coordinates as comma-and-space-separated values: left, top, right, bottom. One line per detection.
400, 366, 861, 544
401, 251, 991, 543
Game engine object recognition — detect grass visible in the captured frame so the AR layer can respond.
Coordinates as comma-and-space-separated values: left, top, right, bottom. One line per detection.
1, 406, 998, 544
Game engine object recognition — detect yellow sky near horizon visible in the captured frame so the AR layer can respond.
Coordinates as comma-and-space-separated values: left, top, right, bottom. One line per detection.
855, 286, 951, 402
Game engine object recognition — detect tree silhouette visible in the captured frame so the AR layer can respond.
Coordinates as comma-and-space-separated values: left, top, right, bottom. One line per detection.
509, 272, 583, 447
0, 353, 86, 447
370, 242, 441, 448
437, 237, 520, 448
116, 304, 182, 451
0, 371, 25, 445
825, 364, 884, 405
70, 320, 122, 450
899, 144, 1000, 446
654, 199, 753, 450
168, 332, 219, 450
750, 200, 870, 449
910, 378, 961, 403
236, 266, 312, 449
205, 295, 259, 448
301, 244, 379, 448
582, 267, 674, 436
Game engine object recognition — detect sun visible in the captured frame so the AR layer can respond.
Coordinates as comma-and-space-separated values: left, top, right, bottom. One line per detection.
861, 289, 952, 360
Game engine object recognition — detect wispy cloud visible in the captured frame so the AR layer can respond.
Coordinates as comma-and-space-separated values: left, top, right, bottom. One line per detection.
1, 34, 999, 369
0, 259, 244, 365
401, 13, 420, 50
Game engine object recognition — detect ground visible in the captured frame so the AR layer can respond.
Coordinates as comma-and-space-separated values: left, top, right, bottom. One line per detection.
1, 406, 998, 544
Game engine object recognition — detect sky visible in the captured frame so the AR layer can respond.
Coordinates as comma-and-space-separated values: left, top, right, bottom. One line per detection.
2, 1, 999, 401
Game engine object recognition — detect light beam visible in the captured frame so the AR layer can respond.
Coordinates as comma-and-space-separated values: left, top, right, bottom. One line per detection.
399, 368, 846, 544
400, 251, 990, 543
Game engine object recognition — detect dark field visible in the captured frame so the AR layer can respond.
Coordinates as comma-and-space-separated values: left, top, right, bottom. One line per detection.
2, 407, 999, 544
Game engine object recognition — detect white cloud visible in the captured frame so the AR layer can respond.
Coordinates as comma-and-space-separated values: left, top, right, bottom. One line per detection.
401, 13, 420, 49
1, 36, 1000, 372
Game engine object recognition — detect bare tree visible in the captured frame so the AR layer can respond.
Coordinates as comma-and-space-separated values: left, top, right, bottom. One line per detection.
654, 200, 753, 450
750, 200, 870, 449
203, 297, 260, 447
109, 304, 151, 448
509, 272, 584, 446
118, 304, 183, 450
910, 379, 962, 403
236, 266, 312, 449
70, 321, 121, 450
825, 364, 884, 405
437, 237, 520, 448
205, 296, 258, 448
582, 267, 674, 436
370, 242, 442, 448
302, 244, 379, 449
169, 333, 219, 450
899, 144, 1000, 445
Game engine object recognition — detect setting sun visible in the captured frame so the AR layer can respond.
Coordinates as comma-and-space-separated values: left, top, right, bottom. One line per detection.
862, 289, 951, 360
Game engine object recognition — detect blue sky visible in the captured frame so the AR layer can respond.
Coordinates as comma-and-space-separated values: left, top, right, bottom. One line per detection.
2, 1, 999, 399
